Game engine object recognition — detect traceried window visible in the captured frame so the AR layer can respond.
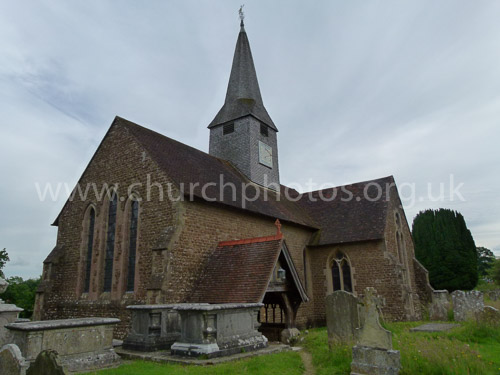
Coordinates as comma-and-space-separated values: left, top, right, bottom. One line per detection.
331, 252, 353, 293
126, 200, 139, 292
103, 193, 118, 292
83, 208, 95, 293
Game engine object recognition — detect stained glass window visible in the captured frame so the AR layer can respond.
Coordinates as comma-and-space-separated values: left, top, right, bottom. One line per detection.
83, 208, 95, 293
103, 193, 117, 292
126, 200, 139, 292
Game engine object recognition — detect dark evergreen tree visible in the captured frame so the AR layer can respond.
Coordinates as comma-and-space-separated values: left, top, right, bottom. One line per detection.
477, 247, 495, 277
412, 209, 478, 291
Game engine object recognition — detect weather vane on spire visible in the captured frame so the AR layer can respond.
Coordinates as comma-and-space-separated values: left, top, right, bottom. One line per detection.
239, 5, 245, 26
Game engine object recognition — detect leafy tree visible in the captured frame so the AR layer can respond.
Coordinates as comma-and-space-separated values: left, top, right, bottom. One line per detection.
489, 258, 500, 285
2, 276, 41, 318
412, 209, 478, 291
0, 248, 9, 278
477, 246, 495, 277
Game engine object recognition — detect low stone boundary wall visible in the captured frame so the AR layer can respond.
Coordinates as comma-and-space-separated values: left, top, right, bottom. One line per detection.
170, 303, 267, 358
6, 317, 121, 373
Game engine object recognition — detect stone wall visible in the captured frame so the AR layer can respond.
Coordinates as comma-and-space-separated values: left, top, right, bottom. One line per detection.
37, 120, 181, 338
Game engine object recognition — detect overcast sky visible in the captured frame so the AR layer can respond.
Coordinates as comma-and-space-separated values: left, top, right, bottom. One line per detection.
1, 1, 499, 279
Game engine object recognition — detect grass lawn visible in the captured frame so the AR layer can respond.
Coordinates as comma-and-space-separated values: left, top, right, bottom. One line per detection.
301, 321, 500, 375
86, 321, 500, 375
84, 351, 304, 375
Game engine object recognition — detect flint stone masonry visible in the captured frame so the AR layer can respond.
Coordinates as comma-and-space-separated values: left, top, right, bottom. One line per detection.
429, 290, 450, 321
0, 344, 29, 375
6, 317, 121, 373
123, 304, 182, 351
26, 350, 67, 375
451, 290, 484, 322
326, 291, 360, 345
170, 303, 267, 358
351, 346, 401, 375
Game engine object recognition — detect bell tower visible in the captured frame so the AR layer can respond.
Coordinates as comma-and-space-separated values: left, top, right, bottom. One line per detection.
208, 16, 280, 190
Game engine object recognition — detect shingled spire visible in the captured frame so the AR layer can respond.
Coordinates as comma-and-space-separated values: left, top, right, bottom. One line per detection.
208, 19, 277, 130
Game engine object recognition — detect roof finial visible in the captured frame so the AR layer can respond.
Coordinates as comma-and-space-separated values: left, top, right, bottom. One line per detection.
275, 219, 282, 238
239, 5, 245, 29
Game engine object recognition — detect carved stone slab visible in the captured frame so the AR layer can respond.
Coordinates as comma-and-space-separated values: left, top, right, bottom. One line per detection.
326, 291, 360, 345
357, 288, 392, 350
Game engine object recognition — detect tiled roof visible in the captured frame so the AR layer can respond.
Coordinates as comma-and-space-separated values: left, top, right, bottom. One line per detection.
52, 116, 393, 247
119, 117, 316, 228
189, 239, 283, 304
43, 245, 64, 264
298, 176, 394, 246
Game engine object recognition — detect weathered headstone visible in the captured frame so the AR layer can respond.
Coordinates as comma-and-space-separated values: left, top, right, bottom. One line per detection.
0, 344, 29, 375
351, 288, 401, 375
479, 306, 500, 327
26, 350, 68, 375
357, 288, 392, 350
451, 290, 484, 321
487, 290, 500, 301
326, 290, 360, 345
429, 290, 450, 321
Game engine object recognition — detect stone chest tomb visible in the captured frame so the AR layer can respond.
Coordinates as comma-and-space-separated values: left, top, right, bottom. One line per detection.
6, 317, 121, 373
170, 303, 267, 358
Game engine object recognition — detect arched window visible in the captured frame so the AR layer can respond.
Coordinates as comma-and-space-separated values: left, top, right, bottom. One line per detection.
126, 199, 139, 292
103, 192, 118, 292
83, 208, 95, 293
331, 252, 353, 293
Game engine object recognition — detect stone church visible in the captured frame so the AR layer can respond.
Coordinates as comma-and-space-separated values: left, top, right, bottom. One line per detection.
34, 21, 432, 339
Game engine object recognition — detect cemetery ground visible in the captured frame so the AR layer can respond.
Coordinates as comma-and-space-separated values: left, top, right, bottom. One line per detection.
85, 319, 500, 375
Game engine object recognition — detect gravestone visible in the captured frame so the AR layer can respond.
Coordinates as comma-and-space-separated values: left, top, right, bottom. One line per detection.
479, 306, 500, 326
357, 288, 392, 350
451, 290, 484, 321
26, 350, 67, 375
351, 288, 401, 375
326, 290, 360, 345
0, 344, 29, 375
429, 290, 450, 321
487, 290, 500, 301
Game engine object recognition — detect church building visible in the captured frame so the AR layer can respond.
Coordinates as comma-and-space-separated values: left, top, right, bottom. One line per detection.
34, 20, 432, 339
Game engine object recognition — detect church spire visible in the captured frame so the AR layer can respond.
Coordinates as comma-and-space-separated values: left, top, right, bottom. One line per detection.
208, 14, 277, 131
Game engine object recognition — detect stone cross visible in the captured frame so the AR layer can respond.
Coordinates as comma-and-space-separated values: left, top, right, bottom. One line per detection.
357, 287, 392, 350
